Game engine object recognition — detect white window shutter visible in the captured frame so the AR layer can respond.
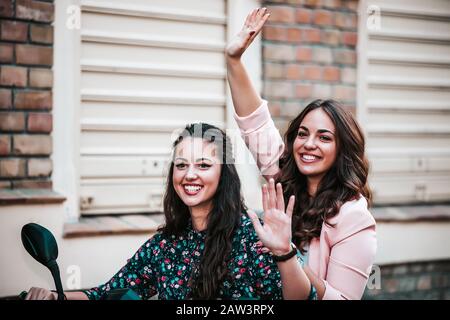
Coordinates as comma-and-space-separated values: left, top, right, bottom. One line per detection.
359, 0, 450, 204
78, 0, 227, 215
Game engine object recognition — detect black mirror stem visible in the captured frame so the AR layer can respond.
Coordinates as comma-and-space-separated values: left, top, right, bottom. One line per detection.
47, 260, 64, 301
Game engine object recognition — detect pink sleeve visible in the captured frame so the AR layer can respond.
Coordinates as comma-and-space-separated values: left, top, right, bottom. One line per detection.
322, 210, 377, 300
233, 100, 285, 177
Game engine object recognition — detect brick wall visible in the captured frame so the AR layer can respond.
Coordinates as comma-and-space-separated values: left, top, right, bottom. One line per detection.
261, 0, 358, 132
364, 260, 450, 300
0, 0, 54, 189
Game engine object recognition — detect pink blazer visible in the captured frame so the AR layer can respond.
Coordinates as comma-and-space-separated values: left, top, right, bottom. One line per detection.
234, 101, 377, 300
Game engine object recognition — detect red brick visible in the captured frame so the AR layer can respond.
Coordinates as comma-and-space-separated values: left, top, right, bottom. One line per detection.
322, 0, 342, 9
16, 0, 54, 22
0, 66, 27, 87
266, 6, 296, 23
27, 113, 52, 133
335, 12, 358, 29
0, 0, 14, 18
0, 136, 10, 155
14, 91, 52, 110
0, 89, 12, 109
29, 68, 52, 88
286, 64, 301, 80
268, 101, 281, 117
263, 26, 286, 42
322, 30, 341, 46
0, 159, 26, 178
343, 0, 358, 12
296, 47, 312, 62
342, 31, 357, 47
16, 44, 53, 66
296, 8, 312, 24
302, 65, 322, 80
264, 81, 294, 99
274, 119, 289, 136
312, 47, 333, 64
312, 84, 332, 99
287, 28, 302, 42
341, 67, 356, 84
334, 49, 356, 65
0, 112, 26, 131
264, 63, 284, 79
417, 275, 432, 291
303, 28, 321, 43
30, 24, 53, 44
296, 83, 313, 99
0, 43, 14, 63
0, 20, 28, 42
323, 67, 340, 82
13, 135, 52, 155
12, 179, 52, 189
281, 102, 304, 118
303, 0, 322, 7
28, 158, 52, 177
333, 85, 356, 100
314, 10, 333, 26
0, 181, 11, 188
263, 44, 295, 61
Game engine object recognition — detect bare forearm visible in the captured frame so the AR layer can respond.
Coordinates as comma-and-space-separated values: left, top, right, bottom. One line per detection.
276, 257, 311, 300
64, 291, 89, 300
304, 266, 326, 299
226, 57, 262, 117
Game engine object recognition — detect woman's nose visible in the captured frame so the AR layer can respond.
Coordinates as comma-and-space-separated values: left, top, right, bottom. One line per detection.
185, 166, 198, 180
304, 136, 317, 149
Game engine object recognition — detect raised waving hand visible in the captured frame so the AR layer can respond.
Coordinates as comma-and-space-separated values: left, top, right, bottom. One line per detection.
248, 179, 295, 256
226, 7, 270, 59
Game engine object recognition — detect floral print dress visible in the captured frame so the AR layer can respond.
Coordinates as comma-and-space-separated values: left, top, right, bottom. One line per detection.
83, 213, 283, 300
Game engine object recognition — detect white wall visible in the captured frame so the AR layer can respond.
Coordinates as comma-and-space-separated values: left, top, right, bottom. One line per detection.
0, 204, 149, 297
374, 221, 450, 265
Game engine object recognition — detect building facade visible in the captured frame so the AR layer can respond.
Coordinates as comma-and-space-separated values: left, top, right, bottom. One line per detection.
1, 0, 449, 299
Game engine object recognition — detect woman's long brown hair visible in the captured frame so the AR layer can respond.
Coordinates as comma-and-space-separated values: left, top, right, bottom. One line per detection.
277, 99, 371, 252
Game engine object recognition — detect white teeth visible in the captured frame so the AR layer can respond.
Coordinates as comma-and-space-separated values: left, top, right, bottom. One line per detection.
302, 154, 317, 160
184, 185, 202, 193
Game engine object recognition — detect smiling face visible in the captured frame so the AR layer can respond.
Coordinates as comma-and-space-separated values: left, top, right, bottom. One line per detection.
293, 108, 338, 183
172, 137, 221, 214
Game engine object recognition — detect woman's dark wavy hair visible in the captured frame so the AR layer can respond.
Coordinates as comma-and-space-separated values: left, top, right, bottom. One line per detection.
277, 99, 372, 253
158, 123, 246, 299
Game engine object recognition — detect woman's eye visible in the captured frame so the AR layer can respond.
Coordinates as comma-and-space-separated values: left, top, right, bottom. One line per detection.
175, 163, 186, 169
198, 163, 211, 169
320, 135, 332, 141
298, 131, 307, 138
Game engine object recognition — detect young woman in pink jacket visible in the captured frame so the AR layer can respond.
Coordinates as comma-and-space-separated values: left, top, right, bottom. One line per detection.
227, 8, 377, 300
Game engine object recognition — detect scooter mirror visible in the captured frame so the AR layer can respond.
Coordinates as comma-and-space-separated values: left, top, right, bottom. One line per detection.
21, 223, 65, 300
21, 223, 58, 267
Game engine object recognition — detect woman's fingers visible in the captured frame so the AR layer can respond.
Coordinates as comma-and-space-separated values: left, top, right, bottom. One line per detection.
249, 9, 270, 41
276, 183, 285, 211
268, 179, 277, 209
262, 184, 269, 212
244, 10, 253, 28
286, 195, 295, 218
261, 247, 270, 254
249, 8, 259, 25
247, 210, 265, 239
257, 7, 267, 19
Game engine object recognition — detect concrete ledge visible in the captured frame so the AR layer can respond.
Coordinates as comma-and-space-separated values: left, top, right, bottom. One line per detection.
63, 213, 165, 238
372, 204, 450, 222
0, 189, 66, 206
